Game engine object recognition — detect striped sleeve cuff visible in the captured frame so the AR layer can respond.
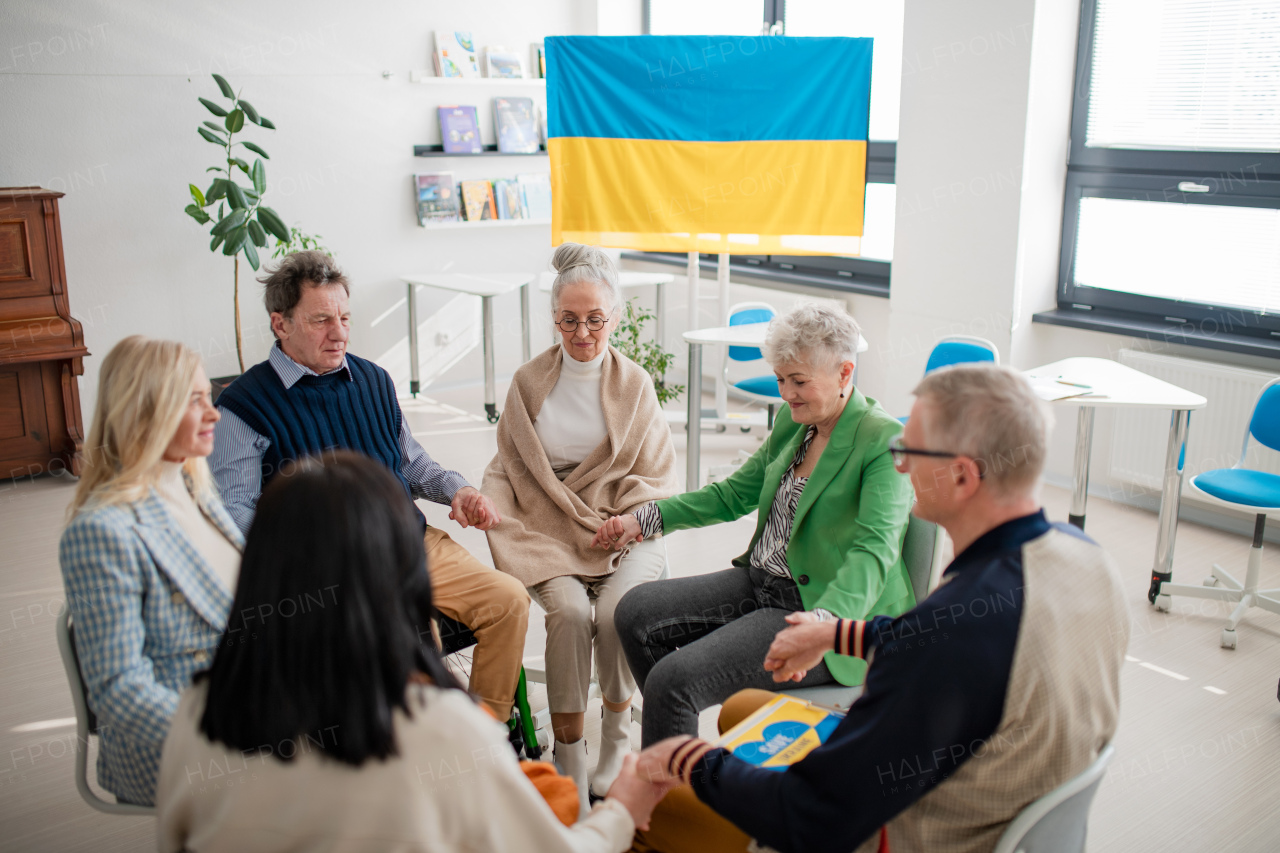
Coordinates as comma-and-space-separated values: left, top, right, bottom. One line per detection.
633, 502, 664, 539
834, 619, 868, 658
668, 737, 716, 785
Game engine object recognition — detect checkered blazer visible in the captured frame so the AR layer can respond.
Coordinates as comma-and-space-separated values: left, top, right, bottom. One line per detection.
59, 484, 241, 807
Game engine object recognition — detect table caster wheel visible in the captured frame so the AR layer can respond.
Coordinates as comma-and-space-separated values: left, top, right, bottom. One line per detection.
740, 426, 751, 433
487, 412, 500, 424
1221, 629, 1237, 649
1153, 594, 1171, 612
1203, 576, 1219, 587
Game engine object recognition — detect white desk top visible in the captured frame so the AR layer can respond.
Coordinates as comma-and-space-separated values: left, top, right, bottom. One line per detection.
1025, 357, 1206, 410
537, 271, 676, 292
684, 322, 870, 353
401, 272, 533, 296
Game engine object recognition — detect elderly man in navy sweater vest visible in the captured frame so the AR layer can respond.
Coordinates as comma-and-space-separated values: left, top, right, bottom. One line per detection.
210, 251, 529, 720
632, 364, 1129, 853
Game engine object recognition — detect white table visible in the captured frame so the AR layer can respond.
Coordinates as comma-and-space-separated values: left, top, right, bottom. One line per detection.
1025, 357, 1207, 602
400, 273, 534, 423
530, 271, 676, 347
683, 323, 870, 492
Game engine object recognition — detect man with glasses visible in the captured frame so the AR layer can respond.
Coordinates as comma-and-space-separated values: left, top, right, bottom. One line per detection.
633, 363, 1130, 853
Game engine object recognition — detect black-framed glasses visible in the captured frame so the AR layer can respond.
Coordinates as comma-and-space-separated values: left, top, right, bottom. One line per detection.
555, 314, 611, 332
889, 437, 985, 479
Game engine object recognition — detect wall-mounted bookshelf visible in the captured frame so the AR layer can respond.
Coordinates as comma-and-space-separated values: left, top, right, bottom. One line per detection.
414, 144, 548, 157
420, 218, 551, 230
409, 71, 546, 87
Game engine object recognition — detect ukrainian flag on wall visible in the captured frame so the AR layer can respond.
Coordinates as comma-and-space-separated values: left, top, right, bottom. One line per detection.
546, 35, 872, 255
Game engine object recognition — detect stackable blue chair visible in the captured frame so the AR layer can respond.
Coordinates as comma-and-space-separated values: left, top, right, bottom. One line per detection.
1156, 377, 1280, 649
899, 336, 1000, 423
721, 302, 783, 429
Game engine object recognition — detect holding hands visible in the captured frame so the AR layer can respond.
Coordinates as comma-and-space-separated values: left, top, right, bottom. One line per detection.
762, 611, 837, 683
603, 753, 677, 830
591, 513, 643, 550
450, 486, 501, 531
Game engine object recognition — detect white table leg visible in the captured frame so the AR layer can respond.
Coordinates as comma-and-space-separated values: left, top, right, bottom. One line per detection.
407, 281, 421, 397
1150, 408, 1191, 604
520, 282, 531, 364
686, 341, 702, 492
654, 281, 666, 349
482, 296, 498, 423
1068, 407, 1095, 529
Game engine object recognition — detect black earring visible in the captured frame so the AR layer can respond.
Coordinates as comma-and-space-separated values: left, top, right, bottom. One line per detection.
840, 390, 845, 398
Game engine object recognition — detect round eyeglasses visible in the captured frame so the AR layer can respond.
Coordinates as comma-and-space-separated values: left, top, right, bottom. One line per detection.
555, 315, 611, 332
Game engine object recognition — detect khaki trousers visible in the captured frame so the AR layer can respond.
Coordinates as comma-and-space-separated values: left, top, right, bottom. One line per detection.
630, 689, 775, 853
425, 526, 530, 719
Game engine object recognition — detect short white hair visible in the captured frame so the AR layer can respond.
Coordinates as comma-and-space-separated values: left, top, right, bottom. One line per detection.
762, 302, 861, 373
549, 243, 622, 314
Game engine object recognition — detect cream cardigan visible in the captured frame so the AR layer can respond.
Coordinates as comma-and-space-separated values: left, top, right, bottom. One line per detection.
157, 682, 634, 852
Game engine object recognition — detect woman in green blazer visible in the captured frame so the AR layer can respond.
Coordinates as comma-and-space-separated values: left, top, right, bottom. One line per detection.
596, 303, 914, 745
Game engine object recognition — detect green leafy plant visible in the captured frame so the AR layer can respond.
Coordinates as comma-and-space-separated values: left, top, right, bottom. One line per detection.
271, 227, 333, 260
614, 297, 683, 406
184, 73, 290, 373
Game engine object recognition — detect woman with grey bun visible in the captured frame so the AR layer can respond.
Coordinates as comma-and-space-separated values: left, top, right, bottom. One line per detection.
481, 243, 680, 817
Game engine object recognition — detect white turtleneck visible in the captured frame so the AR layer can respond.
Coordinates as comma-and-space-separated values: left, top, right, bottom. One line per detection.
533, 345, 609, 477
155, 461, 242, 594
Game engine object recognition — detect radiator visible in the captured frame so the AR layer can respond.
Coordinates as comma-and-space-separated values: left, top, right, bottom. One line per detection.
1107, 349, 1280, 492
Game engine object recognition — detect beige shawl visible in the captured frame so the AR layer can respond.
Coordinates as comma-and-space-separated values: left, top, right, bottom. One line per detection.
482, 344, 679, 587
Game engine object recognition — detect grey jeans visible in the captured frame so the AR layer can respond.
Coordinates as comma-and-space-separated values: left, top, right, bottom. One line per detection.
615, 564, 835, 746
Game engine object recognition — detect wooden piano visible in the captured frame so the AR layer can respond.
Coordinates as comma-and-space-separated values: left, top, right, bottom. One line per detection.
0, 187, 88, 479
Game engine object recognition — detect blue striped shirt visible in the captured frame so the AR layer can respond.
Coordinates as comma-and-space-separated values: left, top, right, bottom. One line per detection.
209, 344, 470, 533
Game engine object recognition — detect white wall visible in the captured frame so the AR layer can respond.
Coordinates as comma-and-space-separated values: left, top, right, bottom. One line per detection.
0, 0, 614, 419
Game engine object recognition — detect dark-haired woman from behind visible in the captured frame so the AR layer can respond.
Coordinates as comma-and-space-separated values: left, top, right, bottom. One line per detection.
156, 451, 662, 852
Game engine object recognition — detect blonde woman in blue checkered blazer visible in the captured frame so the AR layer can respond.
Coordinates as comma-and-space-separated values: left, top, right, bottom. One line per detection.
60, 336, 243, 806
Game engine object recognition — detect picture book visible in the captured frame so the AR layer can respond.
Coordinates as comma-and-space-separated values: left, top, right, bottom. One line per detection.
493, 179, 525, 219
414, 172, 460, 225
715, 695, 844, 771
530, 43, 545, 79
433, 30, 479, 78
459, 179, 496, 221
517, 172, 552, 220
493, 97, 540, 154
438, 106, 482, 154
484, 46, 525, 79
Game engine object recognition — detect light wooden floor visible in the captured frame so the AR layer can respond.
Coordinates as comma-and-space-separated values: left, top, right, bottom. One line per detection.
1, 384, 1277, 851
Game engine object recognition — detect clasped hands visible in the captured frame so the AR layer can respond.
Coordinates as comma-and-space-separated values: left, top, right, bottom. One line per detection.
591, 512, 643, 550
449, 486, 500, 531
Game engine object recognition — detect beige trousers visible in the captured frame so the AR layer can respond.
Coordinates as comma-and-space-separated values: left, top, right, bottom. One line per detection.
425, 526, 530, 720
530, 537, 667, 713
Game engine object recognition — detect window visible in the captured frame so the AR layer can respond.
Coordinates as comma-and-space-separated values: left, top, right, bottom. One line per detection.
1046, 0, 1280, 356
640, 0, 902, 295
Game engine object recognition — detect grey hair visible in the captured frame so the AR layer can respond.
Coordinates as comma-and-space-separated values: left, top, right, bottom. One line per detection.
762, 302, 861, 372
549, 243, 622, 314
912, 363, 1054, 499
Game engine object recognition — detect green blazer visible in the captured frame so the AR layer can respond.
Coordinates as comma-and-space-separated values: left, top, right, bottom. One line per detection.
656, 388, 914, 685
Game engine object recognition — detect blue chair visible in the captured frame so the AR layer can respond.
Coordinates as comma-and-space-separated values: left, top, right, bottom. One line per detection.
1156, 377, 1280, 648
899, 336, 1000, 423
721, 302, 782, 429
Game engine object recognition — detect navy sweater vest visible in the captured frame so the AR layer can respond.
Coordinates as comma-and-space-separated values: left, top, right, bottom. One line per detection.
216, 353, 416, 506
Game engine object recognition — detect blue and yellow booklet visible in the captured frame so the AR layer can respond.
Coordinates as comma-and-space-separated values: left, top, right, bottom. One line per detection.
715, 695, 845, 771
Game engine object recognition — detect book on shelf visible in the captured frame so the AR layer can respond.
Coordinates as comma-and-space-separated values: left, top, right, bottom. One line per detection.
715, 695, 844, 771
438, 106, 482, 154
414, 172, 460, 225
530, 43, 545, 79
433, 30, 480, 78
459, 179, 497, 221
493, 179, 526, 219
484, 46, 525, 78
493, 97, 540, 154
518, 173, 552, 219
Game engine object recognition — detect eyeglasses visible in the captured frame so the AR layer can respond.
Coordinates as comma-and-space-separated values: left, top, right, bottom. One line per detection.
555, 315, 611, 332
888, 437, 985, 479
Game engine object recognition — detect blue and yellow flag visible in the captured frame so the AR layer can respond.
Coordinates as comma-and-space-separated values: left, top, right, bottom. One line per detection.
546, 35, 872, 255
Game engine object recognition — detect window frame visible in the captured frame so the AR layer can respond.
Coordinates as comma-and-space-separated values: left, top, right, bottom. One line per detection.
638, 0, 896, 297
1044, 0, 1280, 353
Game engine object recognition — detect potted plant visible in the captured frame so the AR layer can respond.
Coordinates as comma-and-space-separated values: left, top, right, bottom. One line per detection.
613, 297, 683, 406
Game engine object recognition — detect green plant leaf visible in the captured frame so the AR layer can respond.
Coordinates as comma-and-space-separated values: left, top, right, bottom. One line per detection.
256, 206, 290, 242
201, 121, 227, 134
241, 140, 269, 159
197, 127, 225, 145
222, 226, 249, 256
212, 74, 235, 99
210, 233, 224, 252
251, 159, 266, 194
243, 188, 259, 202
199, 97, 228, 117
226, 182, 249, 209
239, 100, 260, 124
188, 183, 206, 206
243, 238, 260, 270
224, 109, 245, 133
258, 117, 276, 130
210, 208, 248, 236
205, 179, 227, 202
231, 157, 250, 175
248, 219, 268, 247
184, 204, 211, 224
205, 166, 223, 173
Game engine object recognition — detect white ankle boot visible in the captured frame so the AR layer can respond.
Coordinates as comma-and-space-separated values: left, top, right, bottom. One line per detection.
590, 707, 632, 797
553, 737, 590, 820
